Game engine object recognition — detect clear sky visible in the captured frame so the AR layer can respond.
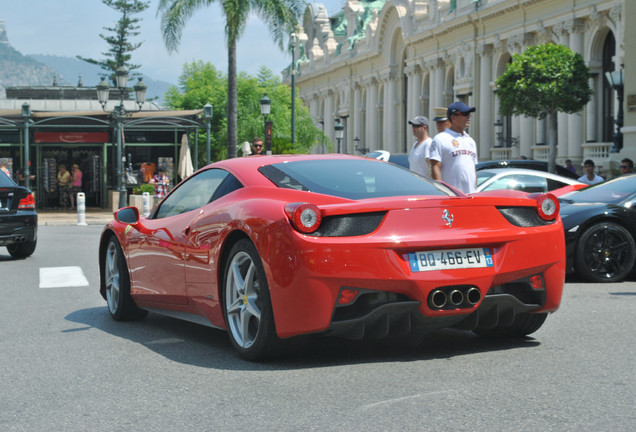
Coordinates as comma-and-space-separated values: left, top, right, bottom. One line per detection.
1, 0, 345, 85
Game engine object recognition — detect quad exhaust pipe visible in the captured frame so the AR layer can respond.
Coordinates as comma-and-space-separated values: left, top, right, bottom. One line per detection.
428, 286, 482, 310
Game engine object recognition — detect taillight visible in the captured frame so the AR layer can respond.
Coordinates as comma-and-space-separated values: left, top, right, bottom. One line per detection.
535, 193, 558, 221
285, 202, 322, 233
18, 194, 35, 210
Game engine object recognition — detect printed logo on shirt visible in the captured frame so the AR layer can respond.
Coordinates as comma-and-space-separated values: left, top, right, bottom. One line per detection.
451, 149, 476, 157
452, 139, 459, 147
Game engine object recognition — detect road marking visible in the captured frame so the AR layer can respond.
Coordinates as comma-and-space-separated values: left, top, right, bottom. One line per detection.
39, 266, 89, 288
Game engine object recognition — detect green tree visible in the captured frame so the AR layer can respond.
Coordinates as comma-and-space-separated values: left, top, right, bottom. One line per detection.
495, 43, 592, 173
166, 61, 325, 165
158, 0, 304, 159
78, 0, 150, 84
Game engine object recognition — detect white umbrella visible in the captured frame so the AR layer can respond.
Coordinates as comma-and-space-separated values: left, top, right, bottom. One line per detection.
178, 133, 194, 181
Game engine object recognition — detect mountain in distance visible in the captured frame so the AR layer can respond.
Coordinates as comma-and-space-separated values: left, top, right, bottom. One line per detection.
29, 54, 174, 106
0, 20, 173, 106
0, 42, 70, 95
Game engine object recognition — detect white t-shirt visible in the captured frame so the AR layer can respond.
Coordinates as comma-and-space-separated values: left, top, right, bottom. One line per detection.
429, 129, 478, 193
577, 173, 604, 185
408, 137, 432, 176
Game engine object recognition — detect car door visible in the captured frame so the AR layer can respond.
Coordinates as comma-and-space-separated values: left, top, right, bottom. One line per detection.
183, 170, 243, 286
127, 170, 221, 305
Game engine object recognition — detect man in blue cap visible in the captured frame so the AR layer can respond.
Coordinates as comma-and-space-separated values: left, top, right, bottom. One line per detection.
429, 101, 478, 193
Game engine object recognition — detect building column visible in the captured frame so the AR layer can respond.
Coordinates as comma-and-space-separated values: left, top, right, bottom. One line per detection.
366, 80, 378, 151
586, 75, 597, 145
352, 85, 361, 155
384, 73, 397, 153
567, 19, 585, 162
477, 43, 493, 160
557, 24, 570, 160
324, 92, 334, 153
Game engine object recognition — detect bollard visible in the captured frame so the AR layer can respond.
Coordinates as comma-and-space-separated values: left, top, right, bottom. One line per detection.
142, 192, 150, 217
77, 192, 87, 226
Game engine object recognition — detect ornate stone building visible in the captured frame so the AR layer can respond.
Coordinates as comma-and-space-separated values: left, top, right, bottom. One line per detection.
290, 0, 634, 177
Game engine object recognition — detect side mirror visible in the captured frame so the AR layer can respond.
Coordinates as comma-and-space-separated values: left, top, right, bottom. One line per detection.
114, 206, 140, 224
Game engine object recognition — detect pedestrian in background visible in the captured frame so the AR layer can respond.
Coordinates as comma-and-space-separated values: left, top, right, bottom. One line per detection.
407, 116, 432, 176
251, 137, 264, 155
429, 102, 478, 193
56, 164, 72, 209
620, 158, 634, 175
564, 159, 577, 174
432, 107, 450, 134
578, 159, 604, 185
0, 160, 10, 178
150, 168, 170, 199
69, 164, 82, 210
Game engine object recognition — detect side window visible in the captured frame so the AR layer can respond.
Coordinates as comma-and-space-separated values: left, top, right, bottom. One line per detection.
516, 175, 547, 193
546, 178, 568, 191
153, 169, 240, 219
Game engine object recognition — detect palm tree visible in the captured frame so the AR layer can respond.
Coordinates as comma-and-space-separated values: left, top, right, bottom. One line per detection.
158, 0, 304, 159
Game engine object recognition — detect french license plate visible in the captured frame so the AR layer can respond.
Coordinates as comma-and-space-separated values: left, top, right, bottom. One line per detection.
408, 248, 493, 272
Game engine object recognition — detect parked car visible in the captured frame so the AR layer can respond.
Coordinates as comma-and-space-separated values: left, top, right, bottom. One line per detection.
365, 150, 409, 168
99, 154, 565, 360
476, 159, 580, 180
559, 174, 636, 283
477, 168, 587, 196
0, 170, 37, 258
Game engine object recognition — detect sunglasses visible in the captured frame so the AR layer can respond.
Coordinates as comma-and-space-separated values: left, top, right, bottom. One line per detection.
452, 111, 471, 117
253, 144, 263, 148
620, 165, 629, 169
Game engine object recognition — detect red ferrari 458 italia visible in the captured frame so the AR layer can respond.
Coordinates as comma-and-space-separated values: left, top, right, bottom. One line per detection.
99, 154, 565, 360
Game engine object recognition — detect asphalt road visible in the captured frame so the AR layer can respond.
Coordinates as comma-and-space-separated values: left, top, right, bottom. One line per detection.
1, 225, 635, 431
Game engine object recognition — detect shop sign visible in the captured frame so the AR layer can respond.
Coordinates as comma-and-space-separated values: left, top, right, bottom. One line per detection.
34, 132, 109, 143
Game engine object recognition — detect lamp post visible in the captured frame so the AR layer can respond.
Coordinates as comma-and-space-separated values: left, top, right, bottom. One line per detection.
334, 118, 344, 153
260, 94, 271, 154
97, 66, 147, 209
290, 33, 297, 146
203, 103, 213, 165
605, 66, 624, 153
21, 102, 31, 190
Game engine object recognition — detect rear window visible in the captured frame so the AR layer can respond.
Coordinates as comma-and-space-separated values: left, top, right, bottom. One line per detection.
0, 170, 16, 187
562, 175, 636, 204
259, 159, 455, 199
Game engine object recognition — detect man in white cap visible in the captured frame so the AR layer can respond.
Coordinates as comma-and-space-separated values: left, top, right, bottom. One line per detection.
407, 116, 432, 176
429, 102, 478, 193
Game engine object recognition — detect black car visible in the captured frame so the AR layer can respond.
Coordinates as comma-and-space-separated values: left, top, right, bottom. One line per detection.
559, 174, 636, 282
476, 159, 580, 180
0, 171, 37, 258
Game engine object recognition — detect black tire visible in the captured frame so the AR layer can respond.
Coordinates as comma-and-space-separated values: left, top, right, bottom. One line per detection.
7, 240, 37, 258
223, 239, 280, 361
474, 313, 547, 338
575, 222, 636, 283
103, 236, 147, 321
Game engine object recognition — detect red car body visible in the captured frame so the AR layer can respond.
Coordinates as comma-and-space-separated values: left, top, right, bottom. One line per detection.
99, 154, 565, 360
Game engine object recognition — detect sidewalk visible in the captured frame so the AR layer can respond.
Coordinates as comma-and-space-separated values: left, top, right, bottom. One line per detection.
37, 208, 115, 226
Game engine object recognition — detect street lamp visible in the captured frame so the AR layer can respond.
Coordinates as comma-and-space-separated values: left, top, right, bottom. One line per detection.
260, 93, 271, 154
334, 118, 344, 153
21, 102, 31, 190
605, 66, 624, 153
290, 32, 297, 146
354, 136, 368, 154
97, 66, 147, 209
203, 103, 213, 165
